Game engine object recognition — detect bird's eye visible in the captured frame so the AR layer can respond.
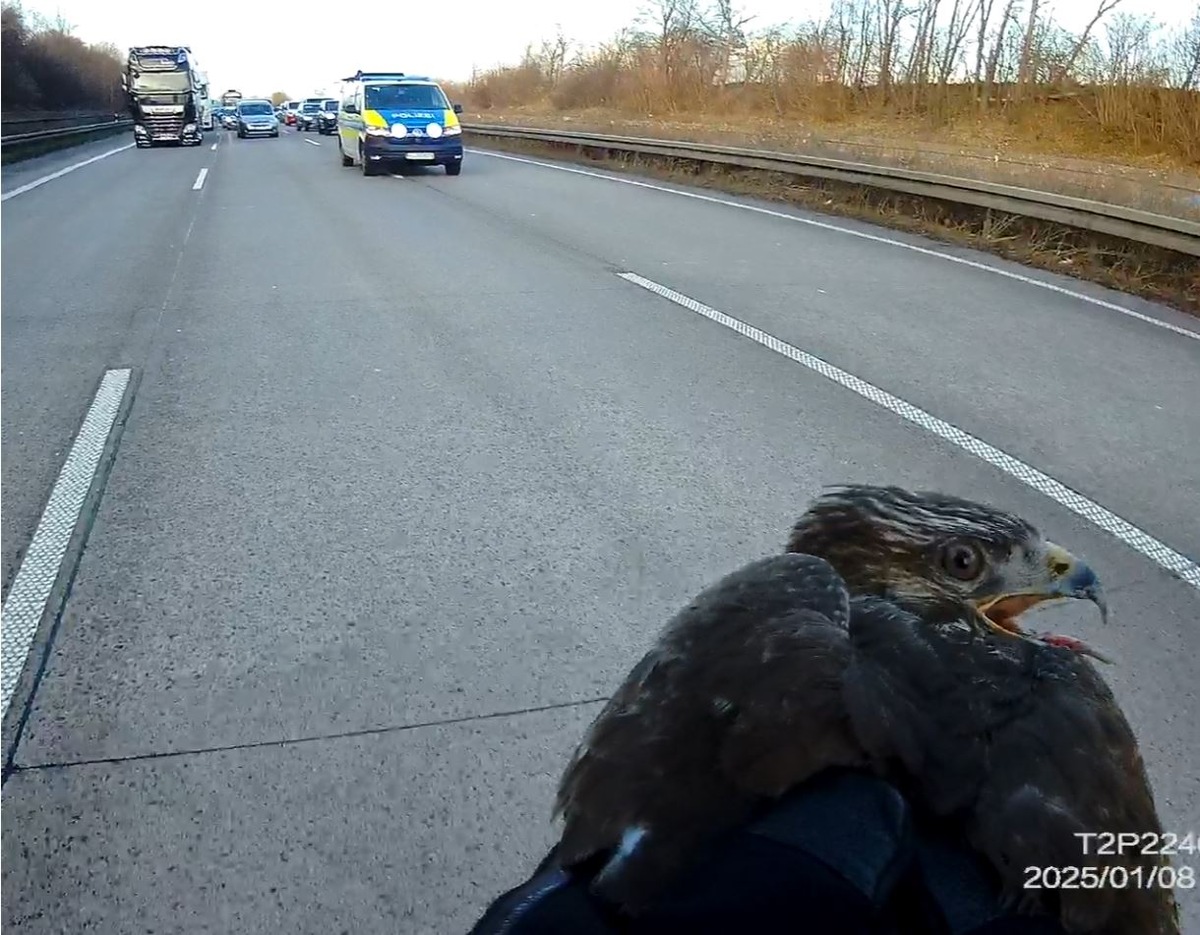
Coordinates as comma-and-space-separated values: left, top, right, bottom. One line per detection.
941, 541, 985, 580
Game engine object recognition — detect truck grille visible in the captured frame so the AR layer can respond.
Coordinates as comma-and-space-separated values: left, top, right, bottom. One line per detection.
144, 114, 184, 138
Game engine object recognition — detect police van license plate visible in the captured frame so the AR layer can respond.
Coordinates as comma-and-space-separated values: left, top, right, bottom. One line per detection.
405, 153, 435, 160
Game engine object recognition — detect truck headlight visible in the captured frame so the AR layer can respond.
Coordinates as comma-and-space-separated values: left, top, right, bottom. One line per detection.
184, 123, 197, 132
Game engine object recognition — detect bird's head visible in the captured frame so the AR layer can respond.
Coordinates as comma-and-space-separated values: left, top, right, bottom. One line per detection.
787, 485, 1110, 661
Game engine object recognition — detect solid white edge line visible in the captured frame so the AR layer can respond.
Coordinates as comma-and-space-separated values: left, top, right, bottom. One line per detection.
305, 139, 321, 146
192, 168, 208, 190
0, 368, 132, 719
475, 149, 1200, 343
618, 271, 1200, 591
1, 143, 135, 202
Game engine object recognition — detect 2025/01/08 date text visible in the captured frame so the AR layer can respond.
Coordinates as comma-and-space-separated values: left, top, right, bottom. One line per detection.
1025, 832, 1198, 890
1024, 864, 1195, 891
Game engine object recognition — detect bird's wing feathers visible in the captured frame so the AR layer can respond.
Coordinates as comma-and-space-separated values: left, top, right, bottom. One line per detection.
842, 596, 997, 814
716, 608, 863, 798
845, 602, 1178, 933
554, 553, 863, 888
971, 659, 1179, 934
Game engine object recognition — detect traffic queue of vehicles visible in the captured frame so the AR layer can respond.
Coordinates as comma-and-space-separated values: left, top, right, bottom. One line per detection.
125, 52, 467, 176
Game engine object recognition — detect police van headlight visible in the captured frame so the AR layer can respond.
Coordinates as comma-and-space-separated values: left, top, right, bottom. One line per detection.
365, 125, 392, 137
442, 124, 462, 136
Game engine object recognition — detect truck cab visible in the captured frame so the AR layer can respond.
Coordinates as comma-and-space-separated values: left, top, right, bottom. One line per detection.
124, 46, 204, 147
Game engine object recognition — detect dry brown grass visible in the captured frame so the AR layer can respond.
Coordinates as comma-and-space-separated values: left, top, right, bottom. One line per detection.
451, 79, 1200, 171
467, 132, 1200, 317
439, 7, 1200, 217
459, 105, 1200, 219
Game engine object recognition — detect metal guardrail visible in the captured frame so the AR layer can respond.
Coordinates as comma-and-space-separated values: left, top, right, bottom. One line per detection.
463, 123, 1200, 257
1, 118, 132, 150
1, 111, 120, 130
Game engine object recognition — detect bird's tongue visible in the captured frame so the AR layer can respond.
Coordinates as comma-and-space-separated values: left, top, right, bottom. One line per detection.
1035, 632, 1113, 664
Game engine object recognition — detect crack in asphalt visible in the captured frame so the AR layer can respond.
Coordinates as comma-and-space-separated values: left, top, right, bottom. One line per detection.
8, 695, 611, 774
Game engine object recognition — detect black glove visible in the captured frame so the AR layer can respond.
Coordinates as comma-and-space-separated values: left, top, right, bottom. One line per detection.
467, 769, 1067, 935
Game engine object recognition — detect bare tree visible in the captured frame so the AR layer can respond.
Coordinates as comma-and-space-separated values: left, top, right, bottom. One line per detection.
876, 0, 916, 96
1098, 11, 1161, 84
1167, 5, 1200, 89
703, 0, 755, 83
1051, 0, 1125, 83
1016, 0, 1040, 88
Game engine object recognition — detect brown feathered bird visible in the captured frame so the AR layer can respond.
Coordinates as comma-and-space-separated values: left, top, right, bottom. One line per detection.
552, 485, 1178, 935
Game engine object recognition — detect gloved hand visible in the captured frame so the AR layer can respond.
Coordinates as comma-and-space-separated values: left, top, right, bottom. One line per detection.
467, 769, 1068, 935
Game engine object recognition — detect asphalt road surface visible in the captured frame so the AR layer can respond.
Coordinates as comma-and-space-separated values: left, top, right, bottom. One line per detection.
2, 127, 1198, 933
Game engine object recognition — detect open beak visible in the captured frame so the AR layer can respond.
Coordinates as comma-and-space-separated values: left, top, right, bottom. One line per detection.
974, 542, 1111, 662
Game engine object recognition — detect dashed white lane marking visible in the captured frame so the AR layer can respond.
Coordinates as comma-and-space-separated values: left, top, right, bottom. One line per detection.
0, 369, 132, 719
1, 143, 135, 202
619, 271, 1200, 591
477, 149, 1200, 343
305, 139, 321, 147
192, 168, 208, 190
210, 142, 218, 151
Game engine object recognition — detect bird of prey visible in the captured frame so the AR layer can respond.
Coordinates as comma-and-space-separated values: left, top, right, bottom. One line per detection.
552, 485, 1177, 935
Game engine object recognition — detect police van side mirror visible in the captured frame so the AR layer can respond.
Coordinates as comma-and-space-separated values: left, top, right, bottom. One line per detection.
452, 102, 463, 114
343, 103, 358, 114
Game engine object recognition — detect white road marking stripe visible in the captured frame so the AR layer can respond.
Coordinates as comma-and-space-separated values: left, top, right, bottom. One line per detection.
210, 142, 218, 151
0, 369, 132, 719
192, 168, 208, 190
1, 143, 135, 202
619, 272, 1200, 591
305, 139, 321, 147
478, 150, 1200, 342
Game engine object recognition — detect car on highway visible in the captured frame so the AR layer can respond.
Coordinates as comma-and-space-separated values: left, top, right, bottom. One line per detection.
315, 98, 338, 135
336, 71, 464, 176
284, 100, 301, 125
236, 99, 280, 138
220, 108, 238, 130
295, 97, 326, 132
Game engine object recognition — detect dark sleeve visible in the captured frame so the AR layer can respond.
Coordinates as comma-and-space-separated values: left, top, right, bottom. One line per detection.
466, 769, 1067, 935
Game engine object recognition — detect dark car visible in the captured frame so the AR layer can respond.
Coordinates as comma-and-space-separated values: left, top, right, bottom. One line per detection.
315, 98, 338, 135
295, 99, 323, 131
236, 99, 280, 138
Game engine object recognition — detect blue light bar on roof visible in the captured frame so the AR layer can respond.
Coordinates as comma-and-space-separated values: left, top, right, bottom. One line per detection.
342, 71, 407, 82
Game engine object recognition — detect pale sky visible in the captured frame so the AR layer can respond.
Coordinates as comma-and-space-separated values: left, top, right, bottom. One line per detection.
18, 0, 1195, 100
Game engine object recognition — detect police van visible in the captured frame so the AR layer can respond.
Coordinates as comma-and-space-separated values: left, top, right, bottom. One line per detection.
336, 71, 464, 177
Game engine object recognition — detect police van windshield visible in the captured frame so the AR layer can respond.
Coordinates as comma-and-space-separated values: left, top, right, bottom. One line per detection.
364, 84, 447, 111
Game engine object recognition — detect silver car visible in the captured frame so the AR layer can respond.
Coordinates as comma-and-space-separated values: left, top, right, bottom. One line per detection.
236, 99, 280, 139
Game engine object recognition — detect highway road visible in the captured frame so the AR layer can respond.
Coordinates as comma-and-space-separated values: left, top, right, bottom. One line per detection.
2, 127, 1198, 932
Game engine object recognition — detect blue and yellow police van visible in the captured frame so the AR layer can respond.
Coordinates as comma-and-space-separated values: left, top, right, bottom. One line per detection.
336, 71, 464, 176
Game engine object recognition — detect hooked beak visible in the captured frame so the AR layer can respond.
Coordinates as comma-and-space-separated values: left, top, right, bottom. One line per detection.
974, 542, 1111, 662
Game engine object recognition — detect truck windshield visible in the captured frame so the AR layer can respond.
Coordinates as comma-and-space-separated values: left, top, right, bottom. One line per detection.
239, 103, 273, 116
131, 71, 191, 93
364, 84, 447, 110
